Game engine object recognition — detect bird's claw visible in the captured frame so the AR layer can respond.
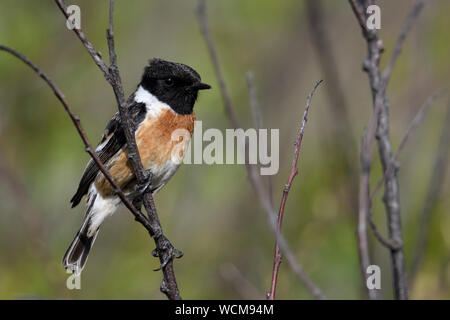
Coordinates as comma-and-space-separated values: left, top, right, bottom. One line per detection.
135, 170, 153, 196
152, 239, 183, 271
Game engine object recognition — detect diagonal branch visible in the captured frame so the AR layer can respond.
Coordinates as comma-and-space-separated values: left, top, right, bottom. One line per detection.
268, 80, 323, 300
367, 91, 444, 253
54, 0, 110, 81
0, 44, 154, 243
370, 90, 444, 202
382, 1, 425, 86
196, 0, 325, 300
53, 0, 181, 299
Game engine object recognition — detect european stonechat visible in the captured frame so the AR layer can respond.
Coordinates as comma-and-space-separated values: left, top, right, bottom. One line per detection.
63, 58, 210, 274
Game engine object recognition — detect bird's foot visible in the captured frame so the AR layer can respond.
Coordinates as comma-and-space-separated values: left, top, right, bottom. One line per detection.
134, 170, 154, 196
152, 236, 183, 271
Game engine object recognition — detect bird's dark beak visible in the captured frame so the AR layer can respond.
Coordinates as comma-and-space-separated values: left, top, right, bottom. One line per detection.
192, 82, 211, 90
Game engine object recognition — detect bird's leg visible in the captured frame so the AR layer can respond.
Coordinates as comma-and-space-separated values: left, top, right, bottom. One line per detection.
132, 170, 183, 269
152, 235, 183, 271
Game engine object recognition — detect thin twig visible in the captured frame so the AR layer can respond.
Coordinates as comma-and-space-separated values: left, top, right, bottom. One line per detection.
358, 90, 384, 299
306, 0, 361, 225
54, 0, 110, 81
348, 0, 369, 35
367, 91, 444, 251
351, 0, 386, 298
349, 0, 425, 300
410, 102, 450, 285
370, 90, 444, 202
382, 1, 425, 85
103, 3, 181, 299
197, 0, 325, 300
54, 0, 181, 299
2, 43, 184, 298
367, 207, 398, 250
268, 80, 322, 300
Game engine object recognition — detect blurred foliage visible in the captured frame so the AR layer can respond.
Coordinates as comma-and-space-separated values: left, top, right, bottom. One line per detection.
0, 0, 449, 299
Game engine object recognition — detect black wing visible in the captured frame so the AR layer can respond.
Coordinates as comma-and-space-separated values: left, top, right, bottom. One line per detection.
70, 100, 147, 208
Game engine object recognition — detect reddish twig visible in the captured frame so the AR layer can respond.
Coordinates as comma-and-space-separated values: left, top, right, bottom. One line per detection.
268, 80, 323, 300
196, 0, 325, 299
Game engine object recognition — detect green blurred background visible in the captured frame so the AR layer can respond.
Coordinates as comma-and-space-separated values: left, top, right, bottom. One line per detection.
0, 0, 449, 299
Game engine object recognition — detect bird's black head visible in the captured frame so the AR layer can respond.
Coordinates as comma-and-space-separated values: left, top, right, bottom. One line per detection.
140, 58, 211, 115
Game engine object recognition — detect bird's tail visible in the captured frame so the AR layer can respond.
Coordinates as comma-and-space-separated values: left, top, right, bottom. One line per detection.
63, 195, 99, 275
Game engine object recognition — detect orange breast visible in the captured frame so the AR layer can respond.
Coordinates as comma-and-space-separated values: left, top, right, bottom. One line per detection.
94, 110, 196, 197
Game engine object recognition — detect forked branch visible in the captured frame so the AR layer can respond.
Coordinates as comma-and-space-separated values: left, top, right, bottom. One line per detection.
54, 0, 181, 299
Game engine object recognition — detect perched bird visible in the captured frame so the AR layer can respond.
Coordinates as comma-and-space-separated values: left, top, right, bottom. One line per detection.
63, 58, 210, 274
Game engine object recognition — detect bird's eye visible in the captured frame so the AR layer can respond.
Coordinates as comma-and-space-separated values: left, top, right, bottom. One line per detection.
164, 78, 174, 86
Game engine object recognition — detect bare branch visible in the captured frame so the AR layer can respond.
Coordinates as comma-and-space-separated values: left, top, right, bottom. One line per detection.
0, 44, 153, 237
349, 0, 426, 300
268, 80, 323, 300
197, 0, 325, 300
370, 90, 444, 202
54, 0, 110, 81
107, 1, 181, 299
53, 0, 181, 299
367, 208, 399, 250
358, 147, 379, 299
358, 107, 383, 299
348, 0, 369, 35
